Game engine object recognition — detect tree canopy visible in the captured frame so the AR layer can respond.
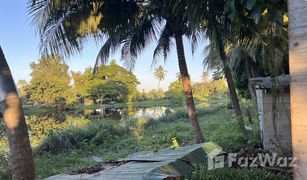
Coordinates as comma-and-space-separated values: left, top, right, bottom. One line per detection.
72, 60, 140, 103
28, 56, 74, 105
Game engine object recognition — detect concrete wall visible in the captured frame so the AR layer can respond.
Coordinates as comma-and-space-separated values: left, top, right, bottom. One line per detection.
261, 91, 292, 152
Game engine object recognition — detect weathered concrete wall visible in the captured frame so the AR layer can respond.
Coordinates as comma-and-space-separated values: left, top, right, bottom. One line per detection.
262, 91, 292, 152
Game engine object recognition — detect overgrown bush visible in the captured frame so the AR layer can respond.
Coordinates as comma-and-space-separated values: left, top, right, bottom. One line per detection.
27, 115, 89, 147
38, 120, 129, 154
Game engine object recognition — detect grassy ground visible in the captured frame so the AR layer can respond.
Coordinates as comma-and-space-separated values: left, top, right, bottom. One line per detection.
0, 95, 292, 179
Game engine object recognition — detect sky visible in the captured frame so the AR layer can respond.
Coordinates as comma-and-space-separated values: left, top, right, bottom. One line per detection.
0, 1, 209, 92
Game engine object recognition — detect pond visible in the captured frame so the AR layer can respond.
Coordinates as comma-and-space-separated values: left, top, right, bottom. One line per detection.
88, 106, 173, 121
17, 105, 175, 148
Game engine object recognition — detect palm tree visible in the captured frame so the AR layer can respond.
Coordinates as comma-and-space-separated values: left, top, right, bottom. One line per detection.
185, 0, 245, 130
189, 0, 287, 131
204, 25, 288, 102
0, 47, 35, 179
29, 0, 205, 142
288, 0, 307, 178
154, 65, 167, 89
208, 23, 245, 130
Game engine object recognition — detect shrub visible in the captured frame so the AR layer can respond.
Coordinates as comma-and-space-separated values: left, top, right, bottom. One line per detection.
38, 121, 129, 154
27, 115, 89, 147
91, 129, 114, 145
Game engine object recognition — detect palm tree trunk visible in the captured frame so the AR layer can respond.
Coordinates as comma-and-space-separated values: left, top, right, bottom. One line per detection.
245, 57, 257, 102
288, 1, 307, 178
0, 47, 35, 180
215, 33, 245, 131
175, 34, 204, 143
158, 80, 160, 90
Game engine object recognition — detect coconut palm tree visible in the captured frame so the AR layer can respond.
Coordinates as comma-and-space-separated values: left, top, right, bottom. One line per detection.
0, 47, 35, 180
188, 0, 288, 131
185, 0, 245, 130
204, 25, 288, 102
29, 0, 205, 142
154, 65, 167, 89
288, 0, 307, 178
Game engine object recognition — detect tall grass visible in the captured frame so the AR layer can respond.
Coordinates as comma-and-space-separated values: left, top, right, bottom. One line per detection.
38, 120, 130, 154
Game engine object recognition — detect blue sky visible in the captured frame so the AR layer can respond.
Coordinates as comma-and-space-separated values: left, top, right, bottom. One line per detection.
0, 1, 208, 91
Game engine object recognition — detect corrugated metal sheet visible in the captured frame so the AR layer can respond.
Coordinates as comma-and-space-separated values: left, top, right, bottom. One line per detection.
250, 75, 290, 89
46, 143, 209, 180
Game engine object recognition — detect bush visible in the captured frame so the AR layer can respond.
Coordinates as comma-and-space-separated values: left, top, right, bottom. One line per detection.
38, 121, 129, 154
91, 129, 114, 145
27, 115, 89, 147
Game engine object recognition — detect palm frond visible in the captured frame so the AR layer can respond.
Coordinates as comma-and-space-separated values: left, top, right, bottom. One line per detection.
28, 0, 141, 59
121, 18, 159, 71
28, 0, 89, 57
186, 28, 203, 55
152, 21, 173, 68
203, 42, 222, 71
95, 35, 121, 73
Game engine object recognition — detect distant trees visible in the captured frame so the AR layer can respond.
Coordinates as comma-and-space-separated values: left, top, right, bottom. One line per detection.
193, 79, 228, 98
165, 80, 184, 105
72, 60, 140, 104
17, 79, 30, 104
164, 73, 227, 104
90, 81, 129, 104
28, 0, 291, 146
146, 89, 164, 100
16, 58, 138, 106
28, 56, 74, 105
154, 65, 167, 89
71, 67, 94, 102
29, 0, 205, 143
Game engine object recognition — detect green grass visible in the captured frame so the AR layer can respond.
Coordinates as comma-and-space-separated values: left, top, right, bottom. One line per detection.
33, 105, 259, 178
187, 165, 292, 180
1, 95, 292, 179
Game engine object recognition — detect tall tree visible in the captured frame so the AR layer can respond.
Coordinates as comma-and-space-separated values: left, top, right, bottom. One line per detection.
0, 47, 35, 179
288, 0, 307, 178
187, 0, 245, 130
28, 56, 74, 105
29, 0, 205, 143
154, 65, 167, 89
90, 80, 129, 104
72, 60, 140, 103
189, 0, 288, 130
